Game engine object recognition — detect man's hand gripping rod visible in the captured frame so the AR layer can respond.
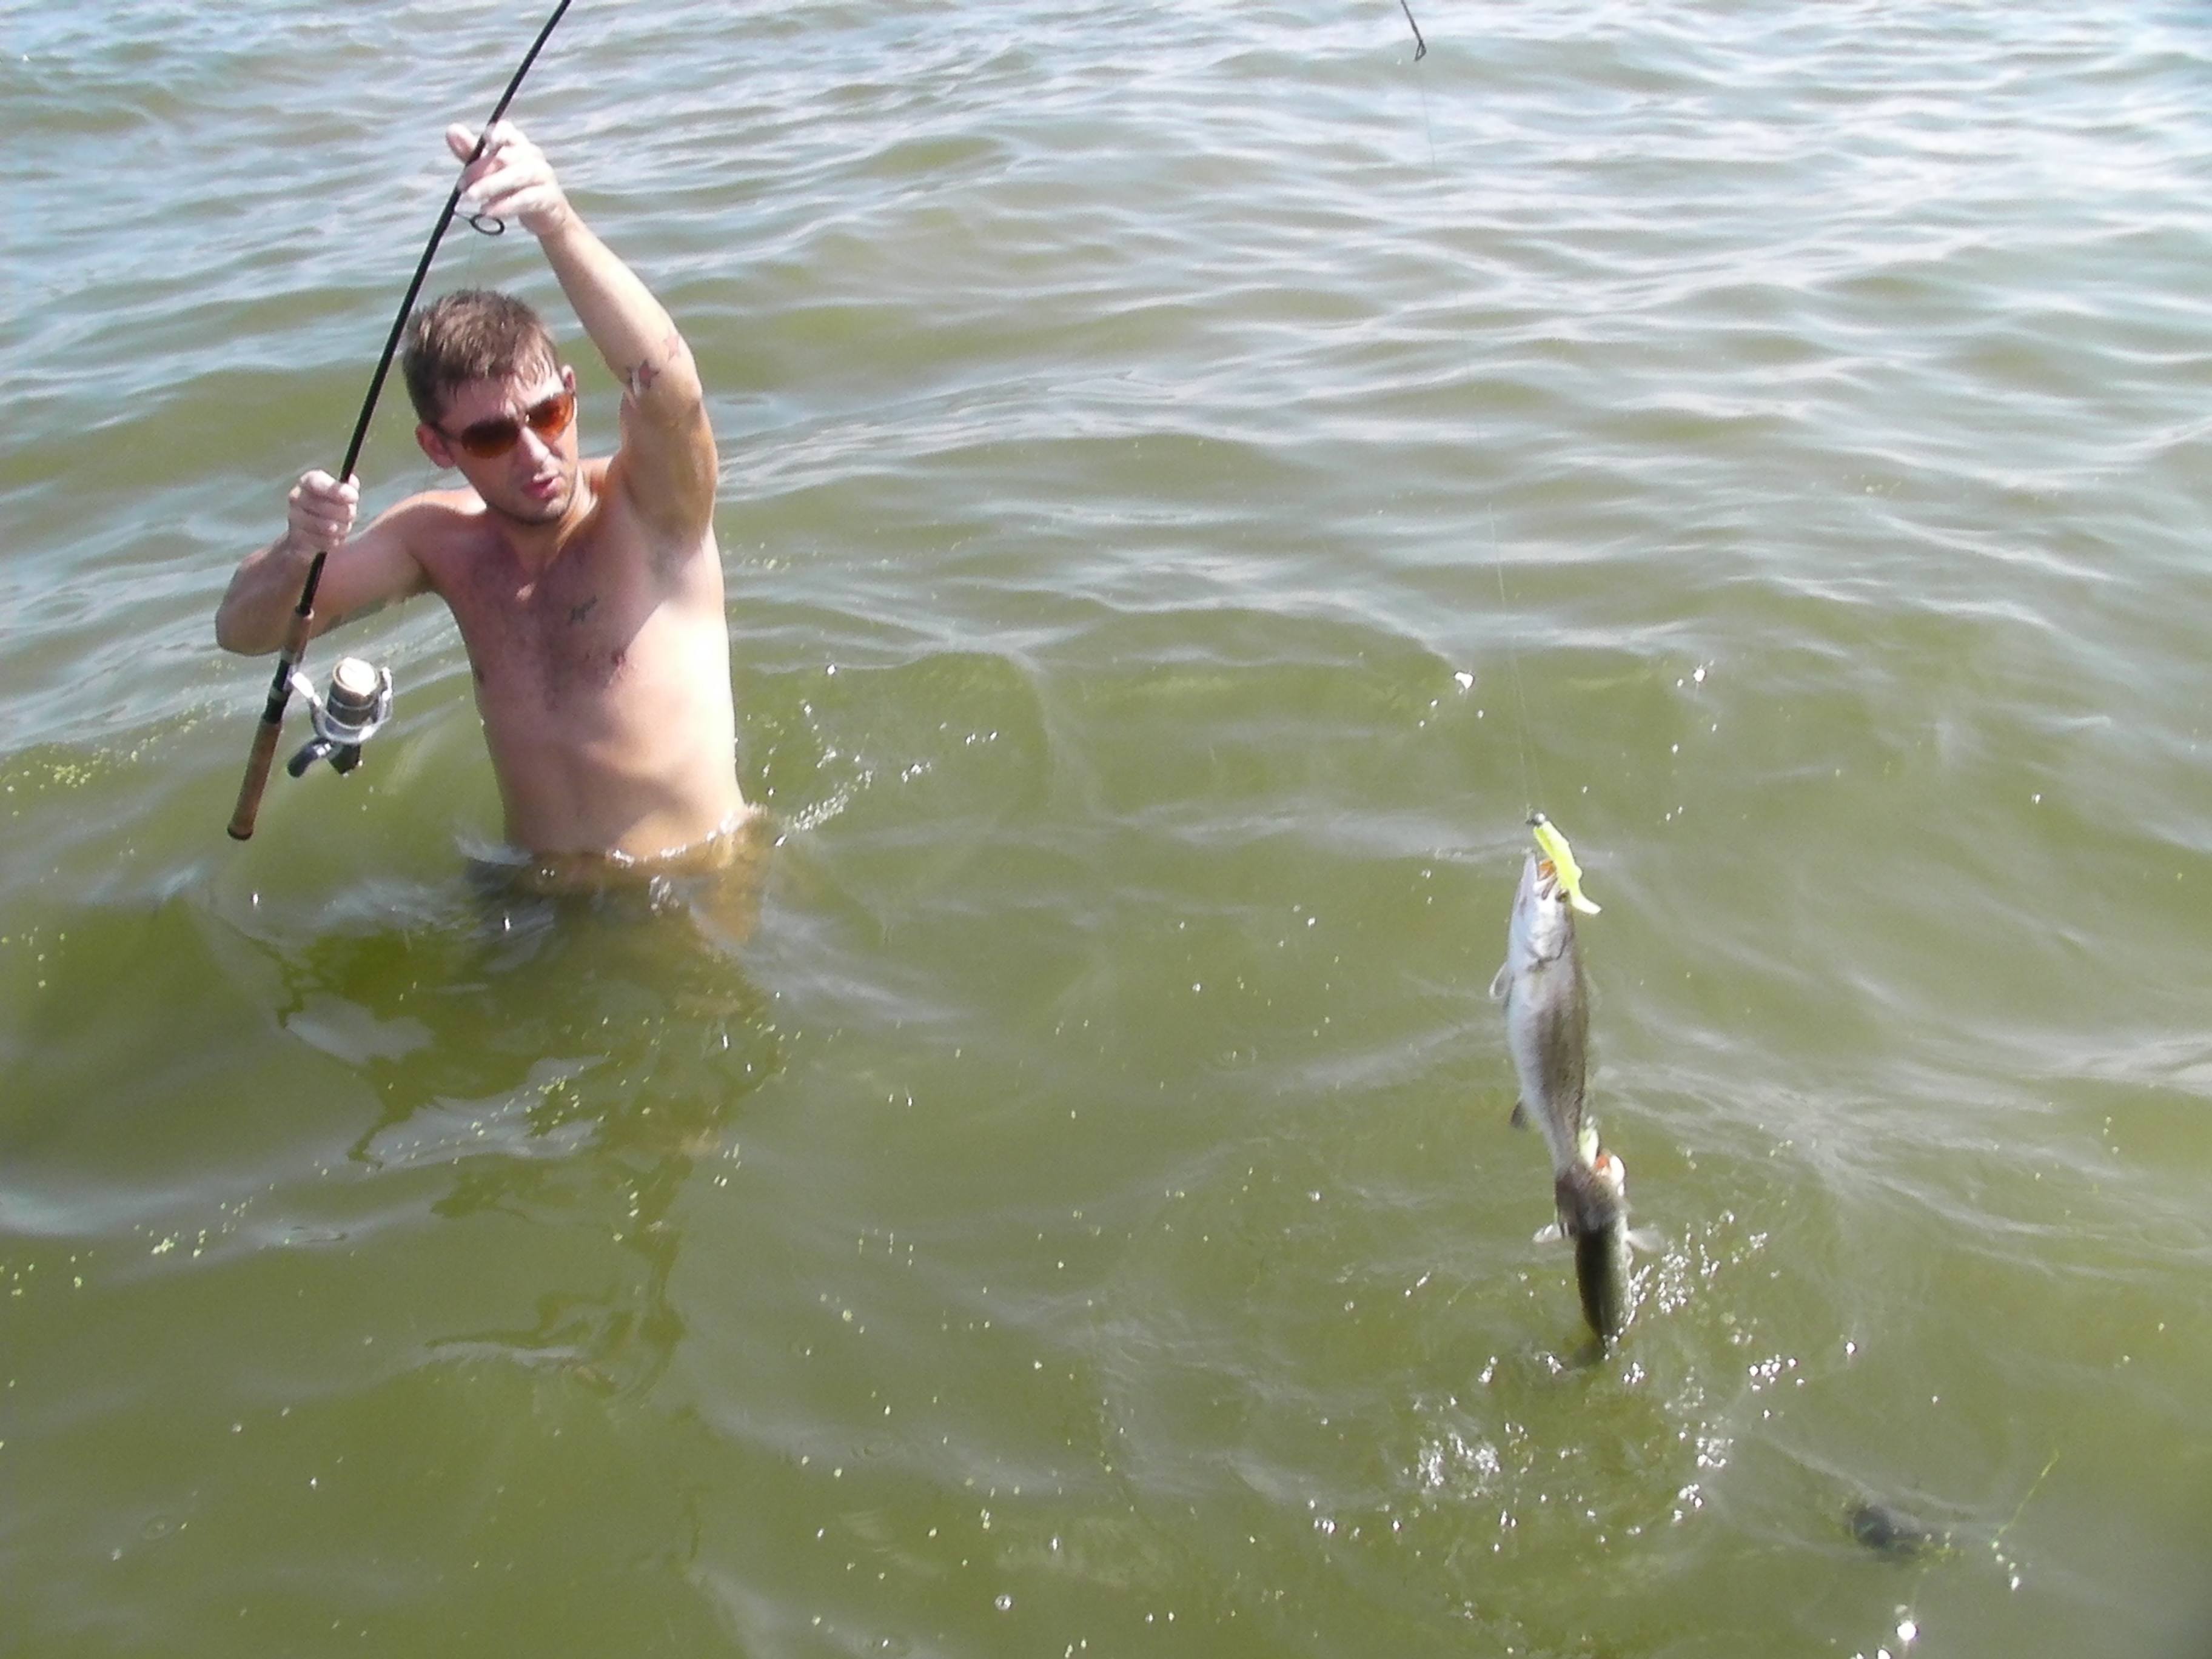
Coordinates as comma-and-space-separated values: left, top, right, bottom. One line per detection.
226, 0, 577, 840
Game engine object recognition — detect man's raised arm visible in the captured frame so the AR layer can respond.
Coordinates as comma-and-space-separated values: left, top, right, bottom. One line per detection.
451, 123, 716, 541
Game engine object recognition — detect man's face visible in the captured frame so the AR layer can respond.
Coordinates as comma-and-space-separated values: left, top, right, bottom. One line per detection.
417, 361, 581, 526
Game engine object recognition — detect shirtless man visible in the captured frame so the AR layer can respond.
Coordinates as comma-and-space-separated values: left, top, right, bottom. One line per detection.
216, 122, 750, 871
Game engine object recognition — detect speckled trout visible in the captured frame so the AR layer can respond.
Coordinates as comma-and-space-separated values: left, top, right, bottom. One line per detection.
1489, 848, 1631, 1341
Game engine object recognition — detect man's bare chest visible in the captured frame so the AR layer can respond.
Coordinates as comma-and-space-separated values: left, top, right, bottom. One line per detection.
434, 535, 654, 706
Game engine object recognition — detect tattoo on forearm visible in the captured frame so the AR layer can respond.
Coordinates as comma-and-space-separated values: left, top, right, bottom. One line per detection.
620, 332, 685, 399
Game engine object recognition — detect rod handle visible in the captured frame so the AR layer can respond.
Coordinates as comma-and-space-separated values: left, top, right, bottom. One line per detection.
227, 709, 286, 841
226, 608, 315, 841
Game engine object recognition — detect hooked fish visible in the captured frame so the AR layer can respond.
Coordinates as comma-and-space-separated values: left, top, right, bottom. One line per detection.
1490, 846, 1632, 1341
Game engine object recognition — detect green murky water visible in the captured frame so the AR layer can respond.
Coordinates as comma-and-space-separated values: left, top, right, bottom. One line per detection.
6, 2, 2211, 1654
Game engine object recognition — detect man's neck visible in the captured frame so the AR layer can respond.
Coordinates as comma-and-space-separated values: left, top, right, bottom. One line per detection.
490, 469, 597, 575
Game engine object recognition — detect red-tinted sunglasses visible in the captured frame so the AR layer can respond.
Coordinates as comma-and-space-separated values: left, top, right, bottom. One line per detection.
439, 389, 576, 460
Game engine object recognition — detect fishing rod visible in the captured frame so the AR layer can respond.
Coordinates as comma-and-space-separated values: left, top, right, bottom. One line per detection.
226, 0, 578, 840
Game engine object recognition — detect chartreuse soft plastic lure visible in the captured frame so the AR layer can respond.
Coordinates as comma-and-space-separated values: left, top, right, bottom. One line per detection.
1529, 812, 1600, 915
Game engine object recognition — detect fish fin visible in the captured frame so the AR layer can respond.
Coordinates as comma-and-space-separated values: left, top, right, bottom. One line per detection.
1488, 960, 1511, 1000
1531, 1221, 1563, 1245
1509, 1098, 1529, 1130
1626, 1227, 1663, 1253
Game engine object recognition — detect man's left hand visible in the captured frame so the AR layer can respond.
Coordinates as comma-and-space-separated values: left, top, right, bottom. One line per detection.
449, 121, 572, 238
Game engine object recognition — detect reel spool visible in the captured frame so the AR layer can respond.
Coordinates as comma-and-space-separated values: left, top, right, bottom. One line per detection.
286, 655, 394, 778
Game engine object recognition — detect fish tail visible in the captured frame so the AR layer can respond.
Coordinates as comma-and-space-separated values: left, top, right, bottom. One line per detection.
1574, 1225, 1627, 1341
1555, 1162, 1629, 1341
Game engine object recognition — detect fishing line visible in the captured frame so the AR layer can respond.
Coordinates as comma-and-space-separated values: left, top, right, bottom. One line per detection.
1955, 1445, 2059, 1598
1394, 24, 1547, 819
1491, 509, 1543, 816
226, 0, 579, 841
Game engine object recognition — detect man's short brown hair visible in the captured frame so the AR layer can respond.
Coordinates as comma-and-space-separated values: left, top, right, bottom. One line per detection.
401, 289, 560, 424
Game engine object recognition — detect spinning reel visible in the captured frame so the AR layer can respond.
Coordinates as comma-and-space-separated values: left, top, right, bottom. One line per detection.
284, 655, 394, 779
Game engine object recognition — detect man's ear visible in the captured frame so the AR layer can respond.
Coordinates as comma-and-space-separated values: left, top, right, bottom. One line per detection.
416, 423, 457, 469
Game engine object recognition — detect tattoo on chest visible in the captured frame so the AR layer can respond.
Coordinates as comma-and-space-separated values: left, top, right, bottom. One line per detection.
568, 597, 598, 625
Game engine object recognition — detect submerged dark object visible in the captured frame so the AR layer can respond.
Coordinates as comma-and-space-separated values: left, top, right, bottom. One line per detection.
1848, 1499, 1951, 1560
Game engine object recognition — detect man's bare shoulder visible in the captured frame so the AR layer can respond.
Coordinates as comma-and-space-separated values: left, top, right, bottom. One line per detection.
357, 486, 498, 600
